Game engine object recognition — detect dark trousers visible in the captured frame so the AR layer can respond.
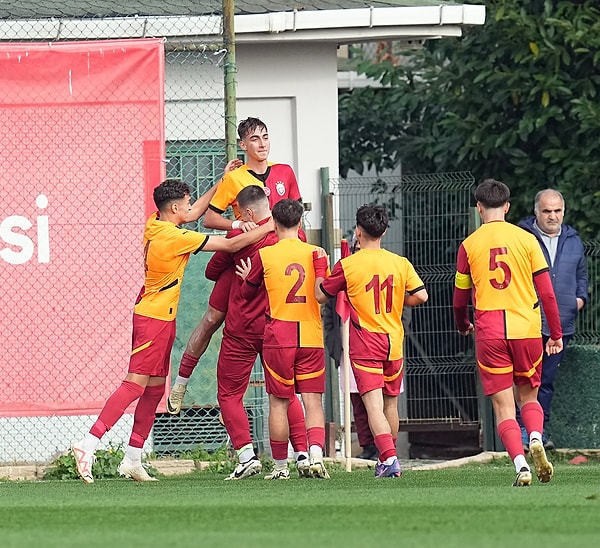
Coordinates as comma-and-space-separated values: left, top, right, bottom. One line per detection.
350, 392, 374, 447
517, 334, 572, 432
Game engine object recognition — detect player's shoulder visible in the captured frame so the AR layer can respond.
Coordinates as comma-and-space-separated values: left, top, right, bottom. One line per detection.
223, 165, 251, 183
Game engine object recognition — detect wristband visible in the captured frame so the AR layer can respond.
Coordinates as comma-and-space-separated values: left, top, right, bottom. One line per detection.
232, 220, 242, 230
312, 251, 329, 278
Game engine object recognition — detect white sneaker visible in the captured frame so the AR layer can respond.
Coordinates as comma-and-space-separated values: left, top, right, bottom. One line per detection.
296, 455, 311, 478
72, 442, 95, 484
224, 456, 262, 481
117, 457, 158, 482
309, 456, 330, 479
166, 383, 187, 415
264, 465, 290, 480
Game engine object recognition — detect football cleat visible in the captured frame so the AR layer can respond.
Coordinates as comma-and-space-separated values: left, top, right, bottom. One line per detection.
512, 466, 532, 487
529, 438, 554, 483
264, 465, 290, 480
224, 456, 262, 481
296, 455, 311, 478
309, 457, 330, 479
166, 383, 187, 415
117, 457, 158, 482
375, 457, 402, 478
72, 443, 95, 484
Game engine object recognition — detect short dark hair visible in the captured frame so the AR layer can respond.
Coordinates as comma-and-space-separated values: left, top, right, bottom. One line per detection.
238, 117, 267, 140
474, 179, 510, 208
236, 185, 269, 210
272, 199, 303, 228
356, 204, 388, 238
153, 179, 190, 212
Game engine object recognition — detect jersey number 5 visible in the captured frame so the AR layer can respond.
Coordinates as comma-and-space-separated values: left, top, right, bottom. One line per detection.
489, 247, 511, 289
365, 274, 393, 314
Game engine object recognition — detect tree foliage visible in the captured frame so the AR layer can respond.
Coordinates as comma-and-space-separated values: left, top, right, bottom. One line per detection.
339, 0, 600, 236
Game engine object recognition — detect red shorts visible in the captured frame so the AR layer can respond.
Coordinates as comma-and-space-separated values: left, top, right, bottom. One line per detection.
217, 334, 263, 397
128, 313, 176, 377
476, 338, 543, 396
262, 346, 325, 398
208, 268, 234, 313
351, 357, 404, 396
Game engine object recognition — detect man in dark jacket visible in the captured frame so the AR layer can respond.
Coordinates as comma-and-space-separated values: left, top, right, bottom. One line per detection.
518, 189, 588, 450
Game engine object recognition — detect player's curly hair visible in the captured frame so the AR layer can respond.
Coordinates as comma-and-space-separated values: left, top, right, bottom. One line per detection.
272, 199, 303, 228
474, 179, 510, 208
238, 117, 268, 140
153, 179, 190, 212
356, 204, 388, 238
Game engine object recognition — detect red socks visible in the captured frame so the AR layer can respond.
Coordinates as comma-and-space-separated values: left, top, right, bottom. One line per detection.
497, 418, 524, 460
374, 433, 396, 462
520, 401, 544, 439
91, 380, 145, 438
288, 395, 308, 452
130, 384, 165, 448
178, 352, 199, 379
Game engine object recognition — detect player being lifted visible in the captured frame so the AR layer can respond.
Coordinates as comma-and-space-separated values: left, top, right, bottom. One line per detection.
205, 186, 310, 480
167, 117, 302, 414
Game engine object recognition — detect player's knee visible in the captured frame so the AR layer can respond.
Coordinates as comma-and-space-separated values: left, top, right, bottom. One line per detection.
202, 306, 226, 330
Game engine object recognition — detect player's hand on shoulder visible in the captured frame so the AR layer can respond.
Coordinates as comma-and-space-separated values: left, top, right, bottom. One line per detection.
240, 221, 258, 232
236, 257, 252, 280
224, 158, 243, 174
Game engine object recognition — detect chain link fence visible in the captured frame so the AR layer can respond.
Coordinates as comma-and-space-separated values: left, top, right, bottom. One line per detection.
0, 6, 272, 464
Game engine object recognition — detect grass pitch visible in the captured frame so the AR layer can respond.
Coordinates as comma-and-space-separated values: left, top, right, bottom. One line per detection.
1, 460, 599, 548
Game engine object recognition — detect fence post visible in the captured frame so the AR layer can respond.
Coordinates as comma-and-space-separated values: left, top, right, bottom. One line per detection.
320, 167, 340, 454
223, 0, 237, 160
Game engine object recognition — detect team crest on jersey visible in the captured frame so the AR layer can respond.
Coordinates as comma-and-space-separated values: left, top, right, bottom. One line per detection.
275, 181, 286, 196
263, 186, 271, 197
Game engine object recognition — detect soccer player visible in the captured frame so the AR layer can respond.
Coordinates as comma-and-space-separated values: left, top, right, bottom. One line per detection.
205, 186, 310, 480
237, 199, 329, 479
71, 179, 273, 483
453, 179, 563, 487
167, 117, 302, 414
315, 205, 428, 478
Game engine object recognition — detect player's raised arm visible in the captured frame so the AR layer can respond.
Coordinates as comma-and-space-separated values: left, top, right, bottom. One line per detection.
186, 159, 242, 223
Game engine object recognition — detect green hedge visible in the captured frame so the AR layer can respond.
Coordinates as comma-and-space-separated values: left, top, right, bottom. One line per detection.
549, 344, 600, 449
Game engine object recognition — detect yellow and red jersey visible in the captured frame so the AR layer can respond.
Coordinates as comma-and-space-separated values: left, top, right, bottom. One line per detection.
208, 163, 300, 219
243, 238, 324, 348
134, 213, 209, 321
321, 248, 425, 361
454, 220, 549, 339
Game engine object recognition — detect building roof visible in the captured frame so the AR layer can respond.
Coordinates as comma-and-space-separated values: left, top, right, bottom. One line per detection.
0, 1, 486, 44
0, 2, 471, 19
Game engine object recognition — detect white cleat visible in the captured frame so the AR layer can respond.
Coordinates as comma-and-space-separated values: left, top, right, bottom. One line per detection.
117, 457, 158, 482
72, 443, 95, 484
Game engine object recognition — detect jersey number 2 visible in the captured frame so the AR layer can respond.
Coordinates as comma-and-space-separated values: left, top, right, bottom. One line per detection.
285, 263, 307, 303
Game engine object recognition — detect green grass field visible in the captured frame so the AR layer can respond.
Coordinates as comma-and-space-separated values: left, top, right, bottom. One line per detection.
1, 461, 599, 548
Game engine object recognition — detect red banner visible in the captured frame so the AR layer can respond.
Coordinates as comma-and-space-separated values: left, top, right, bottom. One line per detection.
0, 39, 165, 416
